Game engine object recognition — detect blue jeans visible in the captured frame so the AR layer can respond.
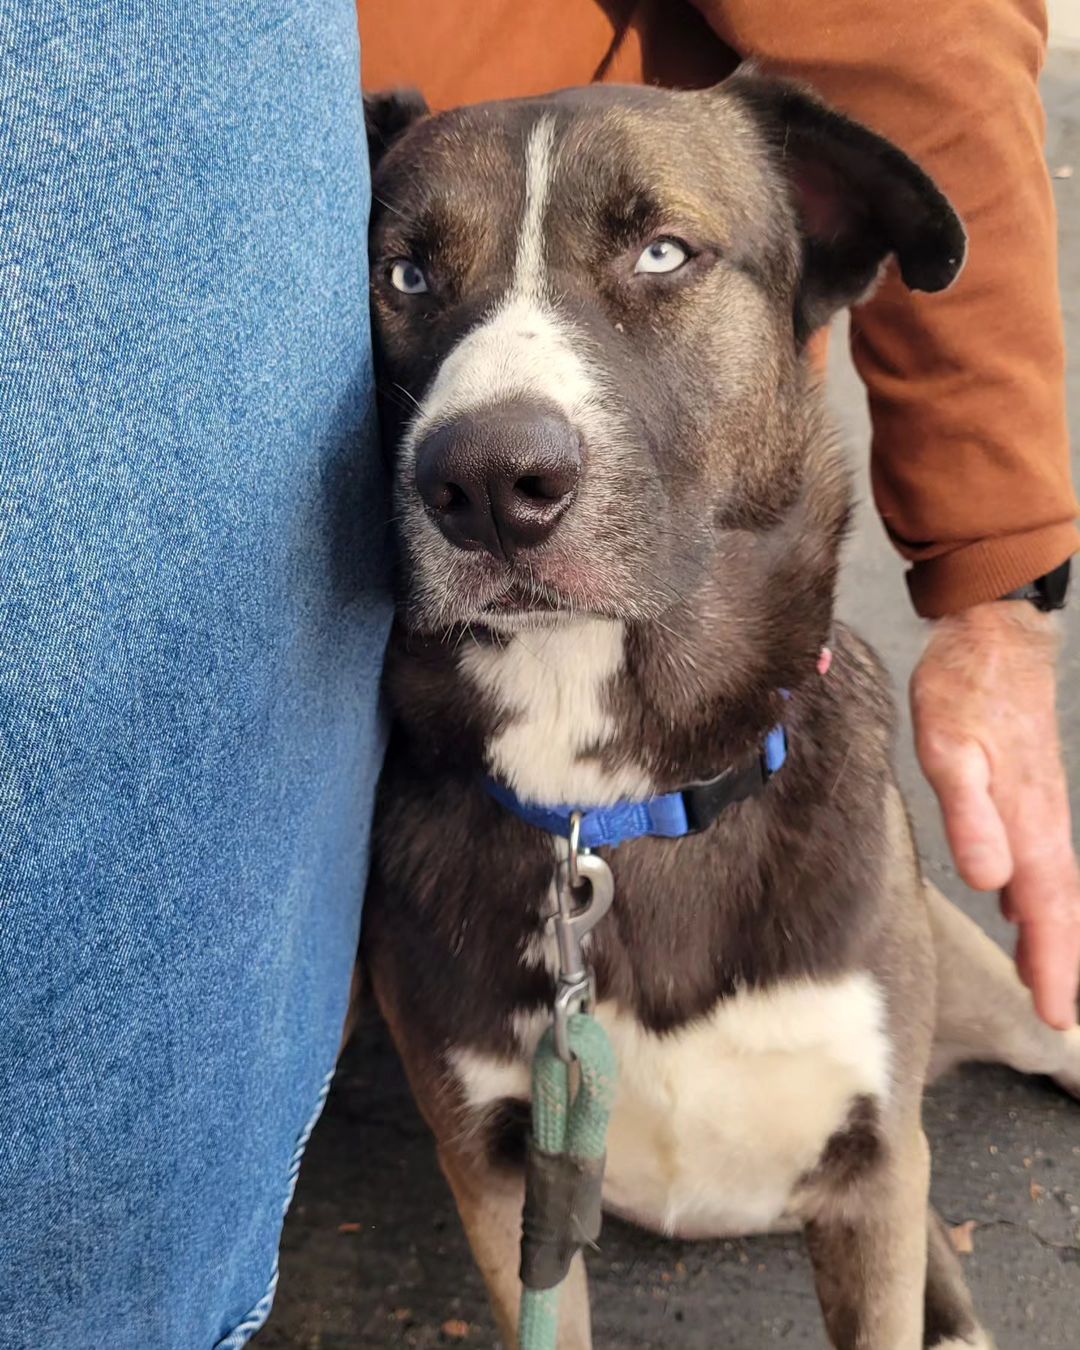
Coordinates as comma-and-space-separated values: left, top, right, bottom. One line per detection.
0, 4, 389, 1346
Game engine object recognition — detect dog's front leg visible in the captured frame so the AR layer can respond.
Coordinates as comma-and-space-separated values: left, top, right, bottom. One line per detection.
438, 1146, 593, 1350
802, 1122, 930, 1350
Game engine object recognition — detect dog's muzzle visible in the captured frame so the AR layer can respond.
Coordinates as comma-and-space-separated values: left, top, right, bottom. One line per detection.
414, 403, 580, 559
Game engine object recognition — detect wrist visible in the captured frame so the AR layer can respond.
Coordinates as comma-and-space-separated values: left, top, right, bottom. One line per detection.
918, 602, 1063, 685
999, 558, 1071, 613
929, 598, 1059, 653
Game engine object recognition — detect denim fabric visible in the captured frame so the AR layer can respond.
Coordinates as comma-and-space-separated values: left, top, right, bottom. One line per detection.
0, 3, 390, 1347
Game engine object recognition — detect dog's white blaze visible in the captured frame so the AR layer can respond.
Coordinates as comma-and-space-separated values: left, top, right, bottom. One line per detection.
405, 297, 600, 450
452, 974, 892, 1239
461, 617, 652, 804
514, 116, 557, 299
402, 116, 605, 460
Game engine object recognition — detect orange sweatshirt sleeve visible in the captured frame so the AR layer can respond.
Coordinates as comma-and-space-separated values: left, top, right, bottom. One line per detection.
692, 0, 1079, 616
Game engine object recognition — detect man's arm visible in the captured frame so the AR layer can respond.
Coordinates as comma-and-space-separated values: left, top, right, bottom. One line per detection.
693, 0, 1080, 1024
693, 0, 1078, 608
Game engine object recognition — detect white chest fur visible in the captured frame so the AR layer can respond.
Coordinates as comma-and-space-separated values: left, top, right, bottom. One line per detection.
451, 975, 891, 1239
460, 617, 652, 805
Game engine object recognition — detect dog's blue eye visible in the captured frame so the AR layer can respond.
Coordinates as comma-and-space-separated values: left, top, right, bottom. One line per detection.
634, 239, 689, 275
390, 260, 428, 294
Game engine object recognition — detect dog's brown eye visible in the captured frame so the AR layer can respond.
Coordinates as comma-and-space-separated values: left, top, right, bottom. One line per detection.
634, 239, 689, 275
389, 259, 428, 294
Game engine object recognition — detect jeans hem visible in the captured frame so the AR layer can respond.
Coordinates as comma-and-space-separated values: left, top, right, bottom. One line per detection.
212, 1066, 336, 1349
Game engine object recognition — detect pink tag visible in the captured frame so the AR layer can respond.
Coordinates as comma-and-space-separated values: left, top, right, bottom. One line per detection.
817, 646, 833, 677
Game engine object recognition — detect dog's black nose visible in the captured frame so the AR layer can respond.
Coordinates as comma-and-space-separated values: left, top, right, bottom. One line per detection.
414, 407, 581, 557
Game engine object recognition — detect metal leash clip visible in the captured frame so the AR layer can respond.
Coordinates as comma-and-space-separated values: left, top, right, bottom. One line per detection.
550, 812, 614, 1063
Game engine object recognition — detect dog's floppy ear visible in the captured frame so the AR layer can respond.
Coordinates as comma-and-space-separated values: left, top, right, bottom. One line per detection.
727, 71, 966, 339
364, 88, 430, 169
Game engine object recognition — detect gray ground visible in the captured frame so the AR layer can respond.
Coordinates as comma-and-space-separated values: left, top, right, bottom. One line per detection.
254, 53, 1080, 1350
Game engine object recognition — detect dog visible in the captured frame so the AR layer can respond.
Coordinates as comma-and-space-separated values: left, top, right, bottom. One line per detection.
360, 72, 1080, 1349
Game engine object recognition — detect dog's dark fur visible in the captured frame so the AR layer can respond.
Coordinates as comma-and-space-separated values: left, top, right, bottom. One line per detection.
373, 624, 898, 1043
360, 74, 1078, 1349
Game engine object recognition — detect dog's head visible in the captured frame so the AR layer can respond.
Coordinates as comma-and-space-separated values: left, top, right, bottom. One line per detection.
367, 76, 964, 640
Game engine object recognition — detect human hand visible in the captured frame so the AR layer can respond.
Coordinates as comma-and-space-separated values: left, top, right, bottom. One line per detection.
911, 600, 1080, 1029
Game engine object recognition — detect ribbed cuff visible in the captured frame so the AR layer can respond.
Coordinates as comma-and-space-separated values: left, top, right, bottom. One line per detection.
906, 521, 1080, 618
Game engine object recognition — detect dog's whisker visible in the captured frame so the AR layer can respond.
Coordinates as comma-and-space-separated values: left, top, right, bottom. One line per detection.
392, 382, 424, 412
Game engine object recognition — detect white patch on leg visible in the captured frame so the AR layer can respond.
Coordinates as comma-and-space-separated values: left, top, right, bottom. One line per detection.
448, 1047, 532, 1108
932, 1334, 994, 1350
461, 617, 652, 805
448, 1009, 551, 1114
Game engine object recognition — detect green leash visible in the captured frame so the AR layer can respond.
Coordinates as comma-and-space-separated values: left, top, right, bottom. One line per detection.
517, 1014, 618, 1350
515, 824, 619, 1350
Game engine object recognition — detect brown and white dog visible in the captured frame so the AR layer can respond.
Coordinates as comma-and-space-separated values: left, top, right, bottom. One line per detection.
360, 74, 1080, 1349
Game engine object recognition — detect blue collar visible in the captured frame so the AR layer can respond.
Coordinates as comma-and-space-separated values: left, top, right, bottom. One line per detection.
484, 724, 787, 849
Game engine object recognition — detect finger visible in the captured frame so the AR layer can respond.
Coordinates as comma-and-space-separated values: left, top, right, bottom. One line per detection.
991, 748, 1077, 920
1002, 834, 1080, 1027
1014, 919, 1080, 1030
917, 736, 1013, 890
